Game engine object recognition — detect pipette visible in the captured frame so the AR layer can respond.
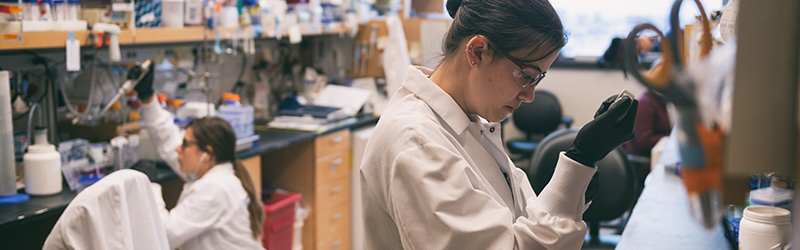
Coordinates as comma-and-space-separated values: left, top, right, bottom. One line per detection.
97, 59, 152, 118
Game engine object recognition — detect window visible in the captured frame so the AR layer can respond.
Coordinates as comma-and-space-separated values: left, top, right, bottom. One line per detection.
552, 0, 725, 58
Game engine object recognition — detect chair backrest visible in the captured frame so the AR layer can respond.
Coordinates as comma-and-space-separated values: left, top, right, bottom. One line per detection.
512, 90, 563, 139
43, 170, 169, 250
524, 128, 638, 222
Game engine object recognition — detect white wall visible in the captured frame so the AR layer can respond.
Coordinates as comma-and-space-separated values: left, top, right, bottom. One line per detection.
502, 68, 647, 142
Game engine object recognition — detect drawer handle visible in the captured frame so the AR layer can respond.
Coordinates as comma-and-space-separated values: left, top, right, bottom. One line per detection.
332, 136, 343, 143
334, 239, 343, 246
331, 185, 343, 192
333, 212, 343, 219
332, 158, 343, 165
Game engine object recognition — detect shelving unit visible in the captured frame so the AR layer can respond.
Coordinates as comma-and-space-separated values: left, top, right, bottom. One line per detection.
0, 22, 349, 50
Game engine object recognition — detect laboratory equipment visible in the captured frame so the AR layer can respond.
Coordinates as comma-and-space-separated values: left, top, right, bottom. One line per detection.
184, 0, 202, 25
0, 71, 18, 197
54, 0, 68, 20
612, 89, 635, 123
91, 23, 122, 62
22, 0, 40, 21
39, 0, 53, 21
98, 59, 152, 118
161, 0, 184, 28
622, 0, 721, 229
0, 0, 23, 22
67, 0, 80, 20
23, 127, 62, 195
218, 92, 254, 139
749, 186, 794, 210
58, 138, 97, 191
738, 206, 792, 250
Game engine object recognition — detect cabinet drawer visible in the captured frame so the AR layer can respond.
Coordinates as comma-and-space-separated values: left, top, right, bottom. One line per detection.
315, 205, 350, 240
315, 153, 349, 186
316, 231, 349, 250
315, 130, 350, 159
315, 177, 349, 212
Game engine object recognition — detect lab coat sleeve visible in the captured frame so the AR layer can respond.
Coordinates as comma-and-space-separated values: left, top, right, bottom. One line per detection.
158, 182, 229, 249
386, 144, 595, 250
141, 100, 189, 182
149, 183, 170, 225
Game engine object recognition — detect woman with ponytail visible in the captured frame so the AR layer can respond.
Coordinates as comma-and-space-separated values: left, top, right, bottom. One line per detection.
130, 63, 264, 250
359, 0, 638, 249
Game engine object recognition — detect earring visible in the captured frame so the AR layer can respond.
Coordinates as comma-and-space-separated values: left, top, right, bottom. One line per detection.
471, 61, 477, 67
466, 45, 473, 53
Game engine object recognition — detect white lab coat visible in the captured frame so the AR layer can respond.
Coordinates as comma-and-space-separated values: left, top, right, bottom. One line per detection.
142, 100, 264, 250
43, 169, 170, 250
359, 66, 597, 250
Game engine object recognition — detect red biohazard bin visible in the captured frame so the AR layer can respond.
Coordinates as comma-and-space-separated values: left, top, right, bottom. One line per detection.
262, 190, 302, 250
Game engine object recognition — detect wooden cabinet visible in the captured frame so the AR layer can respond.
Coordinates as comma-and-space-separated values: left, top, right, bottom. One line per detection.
261, 129, 351, 250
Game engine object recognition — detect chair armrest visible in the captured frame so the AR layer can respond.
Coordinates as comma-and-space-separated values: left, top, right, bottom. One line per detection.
561, 116, 574, 128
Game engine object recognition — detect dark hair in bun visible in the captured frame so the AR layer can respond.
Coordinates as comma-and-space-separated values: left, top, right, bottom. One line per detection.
441, 0, 567, 64
446, 0, 463, 18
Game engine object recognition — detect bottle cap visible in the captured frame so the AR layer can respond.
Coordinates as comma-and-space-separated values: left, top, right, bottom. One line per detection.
127, 111, 140, 121
110, 102, 122, 110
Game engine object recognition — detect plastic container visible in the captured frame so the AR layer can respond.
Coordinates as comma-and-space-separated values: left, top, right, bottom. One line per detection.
220, 6, 238, 27
749, 186, 794, 210
23, 127, 62, 196
104, 102, 124, 124
262, 191, 302, 250
739, 205, 792, 250
161, 0, 184, 28
218, 93, 254, 139
39, 0, 53, 21
53, 0, 68, 20
67, 0, 80, 20
183, 0, 203, 26
22, 0, 40, 21
0, 0, 23, 22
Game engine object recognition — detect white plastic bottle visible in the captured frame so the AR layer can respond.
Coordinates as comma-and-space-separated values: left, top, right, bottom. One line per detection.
739, 205, 792, 250
23, 127, 63, 196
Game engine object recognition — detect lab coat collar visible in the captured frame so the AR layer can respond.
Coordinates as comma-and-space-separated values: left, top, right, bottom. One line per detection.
402, 66, 471, 135
205, 162, 234, 176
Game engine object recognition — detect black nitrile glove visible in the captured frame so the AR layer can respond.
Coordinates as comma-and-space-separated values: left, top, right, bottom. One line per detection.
130, 62, 155, 101
566, 94, 638, 167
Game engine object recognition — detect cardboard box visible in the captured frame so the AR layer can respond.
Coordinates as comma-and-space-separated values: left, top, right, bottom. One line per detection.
347, 18, 451, 78
412, 0, 444, 14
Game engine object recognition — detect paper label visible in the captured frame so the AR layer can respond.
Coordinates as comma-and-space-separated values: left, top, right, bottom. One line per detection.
3, 33, 20, 42
66, 38, 81, 71
0, 5, 22, 13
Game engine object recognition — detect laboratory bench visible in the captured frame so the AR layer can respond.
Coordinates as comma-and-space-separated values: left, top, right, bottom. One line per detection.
0, 115, 379, 250
615, 133, 732, 250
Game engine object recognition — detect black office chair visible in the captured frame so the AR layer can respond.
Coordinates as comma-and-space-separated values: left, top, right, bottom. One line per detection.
524, 128, 638, 248
506, 90, 573, 159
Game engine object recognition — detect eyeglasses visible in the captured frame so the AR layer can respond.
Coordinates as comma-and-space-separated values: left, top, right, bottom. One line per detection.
507, 57, 546, 89
182, 139, 198, 149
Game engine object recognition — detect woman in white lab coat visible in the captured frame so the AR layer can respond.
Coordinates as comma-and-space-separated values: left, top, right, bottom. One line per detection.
359, 0, 639, 249
130, 64, 265, 250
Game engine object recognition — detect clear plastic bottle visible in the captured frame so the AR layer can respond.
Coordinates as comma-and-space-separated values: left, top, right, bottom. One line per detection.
22, 0, 40, 21
0, 0, 23, 22
218, 92, 253, 139
67, 0, 80, 20
53, 0, 68, 20
104, 102, 124, 124
39, 0, 53, 21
